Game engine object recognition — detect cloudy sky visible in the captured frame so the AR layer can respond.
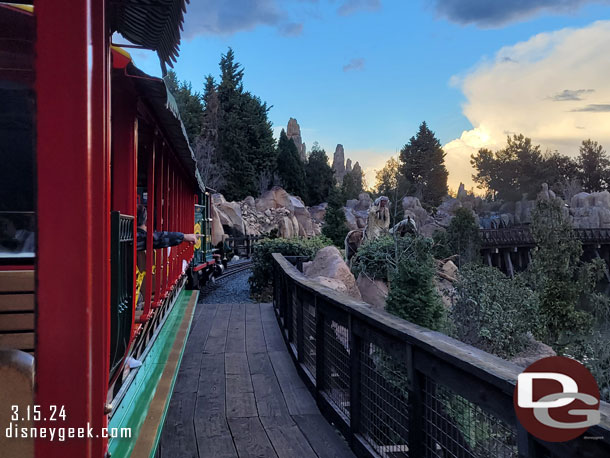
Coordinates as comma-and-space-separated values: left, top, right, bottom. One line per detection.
130, 0, 610, 191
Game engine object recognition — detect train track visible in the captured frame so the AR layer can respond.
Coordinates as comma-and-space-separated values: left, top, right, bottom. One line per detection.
219, 260, 253, 279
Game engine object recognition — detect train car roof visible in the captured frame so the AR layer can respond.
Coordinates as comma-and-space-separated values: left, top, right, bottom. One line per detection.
120, 54, 204, 192
2, 1, 188, 67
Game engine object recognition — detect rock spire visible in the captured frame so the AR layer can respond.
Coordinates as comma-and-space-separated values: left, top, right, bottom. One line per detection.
286, 118, 306, 161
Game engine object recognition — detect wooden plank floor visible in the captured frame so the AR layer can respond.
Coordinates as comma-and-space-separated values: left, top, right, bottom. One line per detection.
157, 302, 355, 458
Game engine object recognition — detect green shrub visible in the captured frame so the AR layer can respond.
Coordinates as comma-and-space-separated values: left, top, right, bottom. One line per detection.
452, 264, 540, 358
350, 235, 395, 281
248, 236, 332, 299
385, 236, 446, 331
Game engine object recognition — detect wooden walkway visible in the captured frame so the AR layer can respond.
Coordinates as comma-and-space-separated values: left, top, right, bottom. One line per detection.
157, 302, 355, 458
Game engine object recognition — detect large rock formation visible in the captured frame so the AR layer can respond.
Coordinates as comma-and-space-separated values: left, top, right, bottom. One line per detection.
304, 246, 361, 300
571, 191, 610, 228
332, 144, 346, 183
211, 186, 322, 242
356, 273, 388, 309
352, 161, 362, 179
286, 118, 306, 162
345, 158, 352, 173
344, 192, 372, 231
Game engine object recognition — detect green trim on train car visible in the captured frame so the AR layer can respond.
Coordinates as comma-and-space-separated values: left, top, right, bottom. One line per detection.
107, 288, 198, 458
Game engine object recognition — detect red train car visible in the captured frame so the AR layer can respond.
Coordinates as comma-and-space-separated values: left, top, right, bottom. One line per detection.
0, 2, 213, 457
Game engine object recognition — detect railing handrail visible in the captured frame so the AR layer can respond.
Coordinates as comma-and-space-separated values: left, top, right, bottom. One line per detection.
272, 252, 610, 458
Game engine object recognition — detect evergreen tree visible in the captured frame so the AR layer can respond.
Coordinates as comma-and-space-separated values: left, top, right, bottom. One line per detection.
385, 236, 445, 331
445, 208, 481, 266
527, 197, 607, 347
164, 70, 203, 144
216, 48, 275, 200
577, 139, 610, 192
305, 143, 334, 205
341, 164, 364, 201
276, 129, 306, 196
196, 75, 226, 190
398, 122, 448, 207
322, 186, 349, 246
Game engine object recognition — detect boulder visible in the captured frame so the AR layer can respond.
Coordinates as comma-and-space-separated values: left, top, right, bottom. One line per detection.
354, 192, 372, 212
279, 216, 296, 238
356, 274, 388, 309
256, 186, 294, 212
216, 200, 245, 236
210, 204, 225, 246
309, 203, 327, 222
212, 193, 226, 206
402, 196, 432, 228
510, 336, 556, 368
294, 207, 314, 236
304, 246, 361, 300
243, 196, 255, 207
346, 199, 358, 209
571, 192, 592, 208
344, 208, 359, 231
435, 259, 457, 309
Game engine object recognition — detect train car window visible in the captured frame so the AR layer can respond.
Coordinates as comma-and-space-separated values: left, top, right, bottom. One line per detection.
0, 81, 35, 258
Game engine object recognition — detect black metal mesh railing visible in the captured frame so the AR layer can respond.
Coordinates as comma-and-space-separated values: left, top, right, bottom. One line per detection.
422, 376, 517, 458
323, 319, 351, 418
302, 302, 317, 378
360, 340, 410, 457
271, 253, 610, 458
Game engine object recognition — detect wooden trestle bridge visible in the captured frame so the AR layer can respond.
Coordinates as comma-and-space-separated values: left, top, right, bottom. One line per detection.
157, 253, 610, 458
480, 227, 610, 276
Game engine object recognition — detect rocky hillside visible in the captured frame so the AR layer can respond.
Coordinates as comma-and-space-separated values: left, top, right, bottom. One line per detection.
211, 186, 325, 244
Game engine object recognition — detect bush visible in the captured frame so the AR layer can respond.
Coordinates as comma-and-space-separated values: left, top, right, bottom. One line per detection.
384, 236, 446, 331
350, 235, 395, 281
452, 264, 540, 359
249, 236, 332, 299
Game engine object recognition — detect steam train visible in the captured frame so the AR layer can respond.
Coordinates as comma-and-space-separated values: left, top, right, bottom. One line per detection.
0, 2, 216, 457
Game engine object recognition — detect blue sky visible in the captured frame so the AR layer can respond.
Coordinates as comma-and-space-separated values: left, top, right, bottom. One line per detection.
129, 0, 610, 190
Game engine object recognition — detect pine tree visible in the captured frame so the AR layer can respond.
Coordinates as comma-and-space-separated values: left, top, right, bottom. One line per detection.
215, 48, 275, 200
164, 70, 203, 144
385, 237, 445, 331
399, 121, 448, 207
276, 130, 306, 196
304, 143, 334, 205
322, 186, 349, 247
577, 139, 610, 192
196, 75, 226, 190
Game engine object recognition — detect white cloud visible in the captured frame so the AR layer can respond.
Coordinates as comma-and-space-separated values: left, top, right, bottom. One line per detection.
444, 20, 610, 191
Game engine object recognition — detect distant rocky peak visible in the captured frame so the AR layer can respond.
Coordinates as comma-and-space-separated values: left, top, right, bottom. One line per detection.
286, 117, 306, 161
346, 158, 352, 173
332, 144, 346, 183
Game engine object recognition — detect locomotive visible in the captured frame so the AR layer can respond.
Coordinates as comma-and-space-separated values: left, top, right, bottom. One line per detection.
0, 2, 215, 457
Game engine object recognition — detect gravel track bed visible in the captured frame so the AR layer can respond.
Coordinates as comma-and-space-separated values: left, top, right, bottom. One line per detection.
199, 268, 254, 304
